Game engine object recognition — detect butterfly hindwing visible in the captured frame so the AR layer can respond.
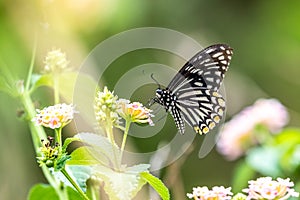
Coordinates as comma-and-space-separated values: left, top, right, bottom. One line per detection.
176, 89, 225, 134
170, 106, 185, 134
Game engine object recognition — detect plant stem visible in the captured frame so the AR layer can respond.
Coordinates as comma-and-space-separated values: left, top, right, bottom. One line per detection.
61, 168, 90, 200
20, 92, 67, 200
120, 120, 131, 163
25, 34, 37, 91
55, 128, 62, 147
105, 119, 120, 169
41, 166, 68, 200
86, 178, 100, 200
21, 92, 46, 147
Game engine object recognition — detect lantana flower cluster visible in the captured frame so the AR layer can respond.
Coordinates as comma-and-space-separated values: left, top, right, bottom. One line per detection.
117, 99, 154, 126
44, 49, 70, 73
187, 177, 299, 200
217, 99, 288, 160
32, 103, 75, 129
94, 87, 154, 127
94, 86, 120, 126
187, 186, 233, 200
37, 136, 60, 167
243, 177, 299, 200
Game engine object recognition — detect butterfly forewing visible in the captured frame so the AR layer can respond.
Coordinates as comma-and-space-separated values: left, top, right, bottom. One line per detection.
168, 44, 232, 92
153, 44, 232, 134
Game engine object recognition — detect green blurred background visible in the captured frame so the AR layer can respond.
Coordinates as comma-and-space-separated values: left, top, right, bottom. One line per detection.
1, 0, 300, 199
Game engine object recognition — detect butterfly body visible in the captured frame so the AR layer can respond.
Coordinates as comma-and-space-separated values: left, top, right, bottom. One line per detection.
150, 44, 233, 135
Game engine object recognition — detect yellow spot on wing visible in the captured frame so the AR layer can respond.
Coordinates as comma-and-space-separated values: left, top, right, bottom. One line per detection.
214, 116, 220, 123
212, 92, 220, 97
202, 126, 209, 134
218, 108, 224, 115
194, 126, 202, 134
209, 122, 216, 129
218, 98, 225, 107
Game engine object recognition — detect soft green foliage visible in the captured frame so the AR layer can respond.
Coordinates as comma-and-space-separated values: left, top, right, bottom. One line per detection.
52, 166, 92, 193
27, 184, 59, 200
67, 146, 99, 166
246, 146, 283, 176
27, 184, 82, 200
54, 154, 71, 171
0, 65, 19, 97
232, 162, 256, 193
231, 127, 300, 196
274, 128, 300, 173
245, 128, 300, 178
74, 132, 121, 168
141, 172, 170, 200
94, 164, 149, 200
74, 132, 170, 200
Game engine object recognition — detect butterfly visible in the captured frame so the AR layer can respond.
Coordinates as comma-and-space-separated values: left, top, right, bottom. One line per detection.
149, 44, 233, 135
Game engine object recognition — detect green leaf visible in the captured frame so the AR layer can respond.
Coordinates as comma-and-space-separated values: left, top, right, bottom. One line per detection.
66, 187, 83, 200
141, 171, 170, 200
74, 132, 121, 167
52, 165, 92, 193
67, 146, 99, 165
62, 137, 80, 152
273, 128, 300, 173
231, 161, 256, 193
27, 184, 59, 200
27, 184, 82, 200
31, 71, 97, 102
55, 153, 71, 171
0, 62, 18, 97
0, 76, 15, 96
246, 146, 283, 176
94, 164, 150, 200
274, 128, 300, 145
31, 74, 52, 91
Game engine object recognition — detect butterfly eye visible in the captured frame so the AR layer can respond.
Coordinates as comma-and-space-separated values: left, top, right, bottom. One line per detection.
156, 89, 163, 97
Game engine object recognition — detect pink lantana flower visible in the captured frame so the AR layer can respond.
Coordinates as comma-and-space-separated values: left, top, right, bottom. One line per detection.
242, 177, 299, 200
33, 103, 75, 129
187, 186, 233, 200
117, 99, 154, 126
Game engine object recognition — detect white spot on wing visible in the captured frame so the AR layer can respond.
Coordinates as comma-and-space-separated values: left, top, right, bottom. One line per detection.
212, 52, 223, 58
218, 55, 225, 60
205, 48, 214, 54
220, 60, 227, 65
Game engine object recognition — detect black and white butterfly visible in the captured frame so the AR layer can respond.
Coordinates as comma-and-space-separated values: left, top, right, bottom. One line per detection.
149, 44, 233, 135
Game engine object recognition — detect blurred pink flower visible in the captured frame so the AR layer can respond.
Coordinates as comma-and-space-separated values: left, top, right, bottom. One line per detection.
217, 99, 288, 160
242, 177, 299, 200
187, 186, 233, 200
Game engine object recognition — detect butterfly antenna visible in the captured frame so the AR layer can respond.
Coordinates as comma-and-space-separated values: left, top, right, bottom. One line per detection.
150, 73, 161, 89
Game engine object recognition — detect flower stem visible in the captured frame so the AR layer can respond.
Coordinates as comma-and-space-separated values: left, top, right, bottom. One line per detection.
105, 119, 120, 169
120, 120, 131, 163
20, 92, 67, 200
61, 167, 90, 200
55, 128, 62, 147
